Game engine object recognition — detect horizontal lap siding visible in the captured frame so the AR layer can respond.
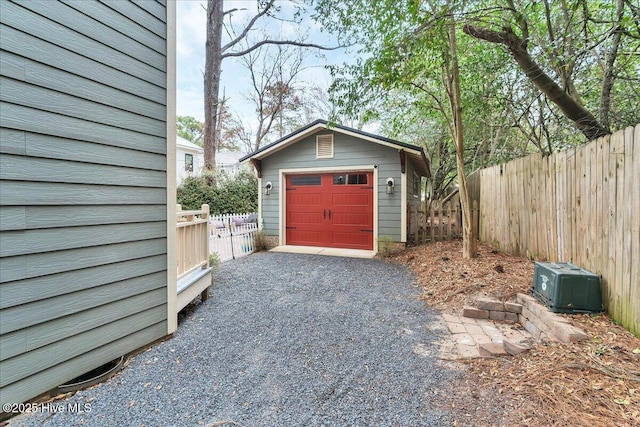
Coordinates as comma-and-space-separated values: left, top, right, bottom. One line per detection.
0, 0, 169, 406
261, 131, 402, 241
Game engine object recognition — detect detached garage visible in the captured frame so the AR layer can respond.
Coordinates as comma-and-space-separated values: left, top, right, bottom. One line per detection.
240, 120, 430, 254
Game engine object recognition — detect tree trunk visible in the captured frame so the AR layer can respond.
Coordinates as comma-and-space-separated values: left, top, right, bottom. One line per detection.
449, 13, 477, 258
599, 0, 624, 131
204, 0, 223, 172
215, 96, 225, 153
464, 25, 609, 141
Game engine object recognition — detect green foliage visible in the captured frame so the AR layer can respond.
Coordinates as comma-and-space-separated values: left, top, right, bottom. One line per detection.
208, 252, 221, 273
377, 236, 401, 258
177, 169, 258, 215
314, 0, 640, 186
177, 116, 204, 146
252, 230, 269, 252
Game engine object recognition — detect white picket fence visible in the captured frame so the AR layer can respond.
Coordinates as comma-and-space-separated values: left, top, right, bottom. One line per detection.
209, 212, 258, 262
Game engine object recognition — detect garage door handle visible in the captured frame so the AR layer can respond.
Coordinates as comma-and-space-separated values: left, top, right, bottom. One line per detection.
328, 209, 331, 219
323, 209, 326, 219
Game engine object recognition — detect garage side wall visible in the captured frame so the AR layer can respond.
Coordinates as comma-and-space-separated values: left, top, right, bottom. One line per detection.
260, 131, 403, 242
406, 161, 422, 237
0, 0, 170, 405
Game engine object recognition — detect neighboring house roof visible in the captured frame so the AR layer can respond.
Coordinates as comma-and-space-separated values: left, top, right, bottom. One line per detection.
240, 119, 431, 177
217, 150, 243, 165
176, 135, 204, 153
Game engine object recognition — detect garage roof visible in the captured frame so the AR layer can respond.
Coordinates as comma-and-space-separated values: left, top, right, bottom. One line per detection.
239, 120, 431, 178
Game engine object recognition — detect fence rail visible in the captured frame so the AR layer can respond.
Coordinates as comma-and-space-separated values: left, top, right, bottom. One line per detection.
470, 124, 639, 336
209, 213, 258, 262
407, 201, 479, 244
176, 204, 210, 279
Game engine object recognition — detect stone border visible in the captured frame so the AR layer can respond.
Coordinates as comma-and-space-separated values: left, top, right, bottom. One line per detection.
516, 293, 588, 342
463, 293, 588, 344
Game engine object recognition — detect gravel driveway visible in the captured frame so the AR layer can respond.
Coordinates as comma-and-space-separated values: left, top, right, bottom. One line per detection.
11, 252, 456, 426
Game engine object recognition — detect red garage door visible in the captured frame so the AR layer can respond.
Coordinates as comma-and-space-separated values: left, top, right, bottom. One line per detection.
286, 172, 374, 250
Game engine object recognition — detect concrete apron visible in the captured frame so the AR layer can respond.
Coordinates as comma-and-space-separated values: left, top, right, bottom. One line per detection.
269, 245, 376, 259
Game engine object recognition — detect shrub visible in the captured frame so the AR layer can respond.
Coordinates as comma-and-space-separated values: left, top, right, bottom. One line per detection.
253, 230, 268, 252
377, 236, 401, 258
177, 169, 258, 214
208, 253, 221, 273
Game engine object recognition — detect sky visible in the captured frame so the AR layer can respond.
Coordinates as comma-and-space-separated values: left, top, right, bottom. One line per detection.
175, 0, 350, 133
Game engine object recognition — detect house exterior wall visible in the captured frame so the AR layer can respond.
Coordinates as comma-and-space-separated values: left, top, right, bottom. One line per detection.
216, 150, 244, 177
0, 0, 171, 406
260, 130, 404, 242
176, 145, 204, 184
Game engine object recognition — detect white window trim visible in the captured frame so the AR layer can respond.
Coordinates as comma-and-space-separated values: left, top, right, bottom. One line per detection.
278, 165, 378, 252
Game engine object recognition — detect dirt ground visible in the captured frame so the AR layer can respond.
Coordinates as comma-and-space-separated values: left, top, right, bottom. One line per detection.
392, 240, 640, 427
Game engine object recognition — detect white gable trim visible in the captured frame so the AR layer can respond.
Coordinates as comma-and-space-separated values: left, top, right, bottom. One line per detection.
242, 123, 425, 162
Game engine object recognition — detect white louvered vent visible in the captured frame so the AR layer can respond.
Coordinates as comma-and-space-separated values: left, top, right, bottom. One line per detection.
316, 134, 334, 159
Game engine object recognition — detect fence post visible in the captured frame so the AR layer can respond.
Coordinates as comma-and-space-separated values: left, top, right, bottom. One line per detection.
438, 202, 444, 241
422, 201, 428, 244
201, 204, 210, 266
472, 200, 479, 240
176, 204, 182, 275
430, 204, 435, 242
446, 202, 452, 240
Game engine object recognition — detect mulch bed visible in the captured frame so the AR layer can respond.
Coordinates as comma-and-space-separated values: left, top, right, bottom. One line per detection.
391, 240, 640, 427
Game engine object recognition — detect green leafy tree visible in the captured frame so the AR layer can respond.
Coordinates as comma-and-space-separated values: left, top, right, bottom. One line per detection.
315, 0, 480, 257
177, 116, 204, 146
315, 0, 639, 152
313, 0, 639, 257
463, 0, 639, 140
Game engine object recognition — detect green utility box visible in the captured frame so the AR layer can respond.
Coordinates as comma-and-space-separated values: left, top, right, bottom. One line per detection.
531, 262, 603, 313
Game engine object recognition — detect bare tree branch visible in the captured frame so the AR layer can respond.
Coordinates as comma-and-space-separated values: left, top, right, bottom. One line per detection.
221, 0, 275, 52
222, 39, 342, 59
600, 0, 624, 130
223, 8, 244, 16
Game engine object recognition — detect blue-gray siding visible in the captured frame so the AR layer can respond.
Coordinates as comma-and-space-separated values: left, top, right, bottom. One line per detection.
0, 0, 168, 406
261, 131, 404, 241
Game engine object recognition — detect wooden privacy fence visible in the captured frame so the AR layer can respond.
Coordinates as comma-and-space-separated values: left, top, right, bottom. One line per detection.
209, 213, 258, 262
471, 124, 639, 336
407, 201, 479, 244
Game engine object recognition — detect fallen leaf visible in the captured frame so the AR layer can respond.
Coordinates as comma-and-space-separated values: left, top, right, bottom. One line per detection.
129, 400, 136, 407
632, 348, 640, 354
614, 397, 630, 405
156, 385, 162, 390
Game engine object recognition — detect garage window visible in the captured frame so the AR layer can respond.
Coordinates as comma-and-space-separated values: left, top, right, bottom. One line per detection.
333, 174, 368, 185
290, 175, 321, 186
